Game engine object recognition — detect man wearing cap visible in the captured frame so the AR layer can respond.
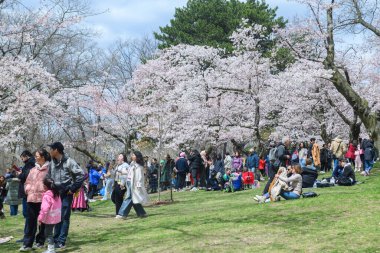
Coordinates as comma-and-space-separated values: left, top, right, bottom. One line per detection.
46, 142, 84, 249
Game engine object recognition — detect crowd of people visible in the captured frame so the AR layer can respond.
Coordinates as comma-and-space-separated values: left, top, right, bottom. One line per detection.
0, 136, 378, 252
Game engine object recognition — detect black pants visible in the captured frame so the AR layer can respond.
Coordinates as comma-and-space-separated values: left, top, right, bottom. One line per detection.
191, 169, 199, 187
88, 184, 98, 199
24, 202, 45, 247
176, 173, 186, 189
199, 168, 207, 187
321, 162, 328, 172
111, 183, 126, 215
263, 165, 277, 195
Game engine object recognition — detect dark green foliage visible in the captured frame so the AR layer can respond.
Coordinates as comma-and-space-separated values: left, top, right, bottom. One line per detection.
154, 0, 286, 53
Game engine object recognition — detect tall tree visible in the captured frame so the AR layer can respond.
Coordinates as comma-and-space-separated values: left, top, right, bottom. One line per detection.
154, 0, 286, 52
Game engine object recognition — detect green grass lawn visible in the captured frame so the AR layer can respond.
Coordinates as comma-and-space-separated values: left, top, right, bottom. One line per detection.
1, 165, 380, 253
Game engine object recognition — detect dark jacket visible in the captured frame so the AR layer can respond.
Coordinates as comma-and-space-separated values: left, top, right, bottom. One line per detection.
320, 147, 329, 163
364, 142, 375, 161
341, 164, 356, 182
276, 143, 289, 167
175, 157, 189, 174
18, 157, 35, 199
188, 151, 203, 171
47, 154, 85, 194
246, 152, 259, 169
213, 159, 224, 174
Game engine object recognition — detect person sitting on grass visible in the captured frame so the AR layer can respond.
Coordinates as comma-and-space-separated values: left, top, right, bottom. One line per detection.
334, 158, 356, 186
254, 164, 303, 203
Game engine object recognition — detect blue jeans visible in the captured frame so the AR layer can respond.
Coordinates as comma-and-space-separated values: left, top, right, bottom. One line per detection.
102, 178, 114, 200
299, 159, 306, 167
54, 193, 73, 245
280, 191, 300, 200
118, 182, 146, 217
10, 205, 18, 216
364, 160, 374, 173
333, 159, 339, 172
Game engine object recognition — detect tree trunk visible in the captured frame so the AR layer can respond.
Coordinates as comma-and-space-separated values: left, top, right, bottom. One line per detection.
325, 3, 380, 150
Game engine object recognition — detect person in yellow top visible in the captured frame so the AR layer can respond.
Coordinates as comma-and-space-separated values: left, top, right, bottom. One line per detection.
310, 138, 321, 172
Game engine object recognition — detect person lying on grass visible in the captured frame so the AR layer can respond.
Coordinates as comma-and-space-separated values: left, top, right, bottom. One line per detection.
254, 164, 303, 203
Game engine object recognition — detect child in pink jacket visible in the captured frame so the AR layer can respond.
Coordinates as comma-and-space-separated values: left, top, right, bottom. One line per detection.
38, 178, 61, 253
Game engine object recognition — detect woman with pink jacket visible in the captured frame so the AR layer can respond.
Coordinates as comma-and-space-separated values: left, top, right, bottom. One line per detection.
38, 178, 61, 253
20, 148, 50, 252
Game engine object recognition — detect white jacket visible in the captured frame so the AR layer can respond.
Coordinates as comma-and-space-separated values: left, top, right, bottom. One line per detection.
127, 161, 149, 205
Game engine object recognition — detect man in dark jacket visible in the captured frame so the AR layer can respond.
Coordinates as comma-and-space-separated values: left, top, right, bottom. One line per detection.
362, 139, 376, 176
263, 137, 291, 195
174, 152, 189, 191
47, 142, 84, 249
320, 144, 329, 173
188, 149, 203, 191
17, 150, 35, 243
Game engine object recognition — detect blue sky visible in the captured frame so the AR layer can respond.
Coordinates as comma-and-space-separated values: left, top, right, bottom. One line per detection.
84, 0, 308, 47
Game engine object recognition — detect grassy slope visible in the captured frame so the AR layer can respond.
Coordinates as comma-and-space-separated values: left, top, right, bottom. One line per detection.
1, 165, 380, 253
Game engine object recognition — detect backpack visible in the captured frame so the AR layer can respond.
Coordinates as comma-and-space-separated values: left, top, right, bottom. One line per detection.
268, 147, 277, 162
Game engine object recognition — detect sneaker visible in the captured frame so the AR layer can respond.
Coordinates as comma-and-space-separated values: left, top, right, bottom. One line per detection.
33, 243, 44, 249
320, 171, 326, 174
115, 215, 125, 219
253, 196, 259, 201
88, 199, 96, 202
19, 246, 33, 252
54, 243, 66, 249
190, 187, 198, 192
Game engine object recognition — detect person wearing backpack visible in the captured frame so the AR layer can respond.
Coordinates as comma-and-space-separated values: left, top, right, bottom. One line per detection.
330, 137, 347, 172
262, 137, 291, 195
361, 139, 376, 176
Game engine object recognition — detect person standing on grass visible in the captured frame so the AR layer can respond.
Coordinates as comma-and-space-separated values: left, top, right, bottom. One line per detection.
310, 138, 321, 172
5, 171, 22, 217
0, 175, 6, 219
174, 152, 189, 191
38, 178, 62, 253
101, 161, 115, 201
20, 148, 51, 252
16, 150, 36, 243
116, 151, 148, 219
46, 142, 84, 249
111, 154, 129, 215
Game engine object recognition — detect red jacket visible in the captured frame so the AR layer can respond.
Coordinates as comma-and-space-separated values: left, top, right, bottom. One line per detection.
345, 144, 356, 160
258, 159, 266, 170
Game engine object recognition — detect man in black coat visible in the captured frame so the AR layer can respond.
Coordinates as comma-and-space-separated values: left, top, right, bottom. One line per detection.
188, 150, 203, 190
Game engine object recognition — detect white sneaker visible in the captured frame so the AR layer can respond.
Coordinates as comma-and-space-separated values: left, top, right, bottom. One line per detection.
320, 171, 326, 174
115, 215, 125, 219
19, 246, 33, 252
88, 199, 96, 202
190, 187, 198, 191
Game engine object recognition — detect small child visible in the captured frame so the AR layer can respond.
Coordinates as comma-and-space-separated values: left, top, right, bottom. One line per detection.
38, 178, 62, 253
258, 156, 266, 181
